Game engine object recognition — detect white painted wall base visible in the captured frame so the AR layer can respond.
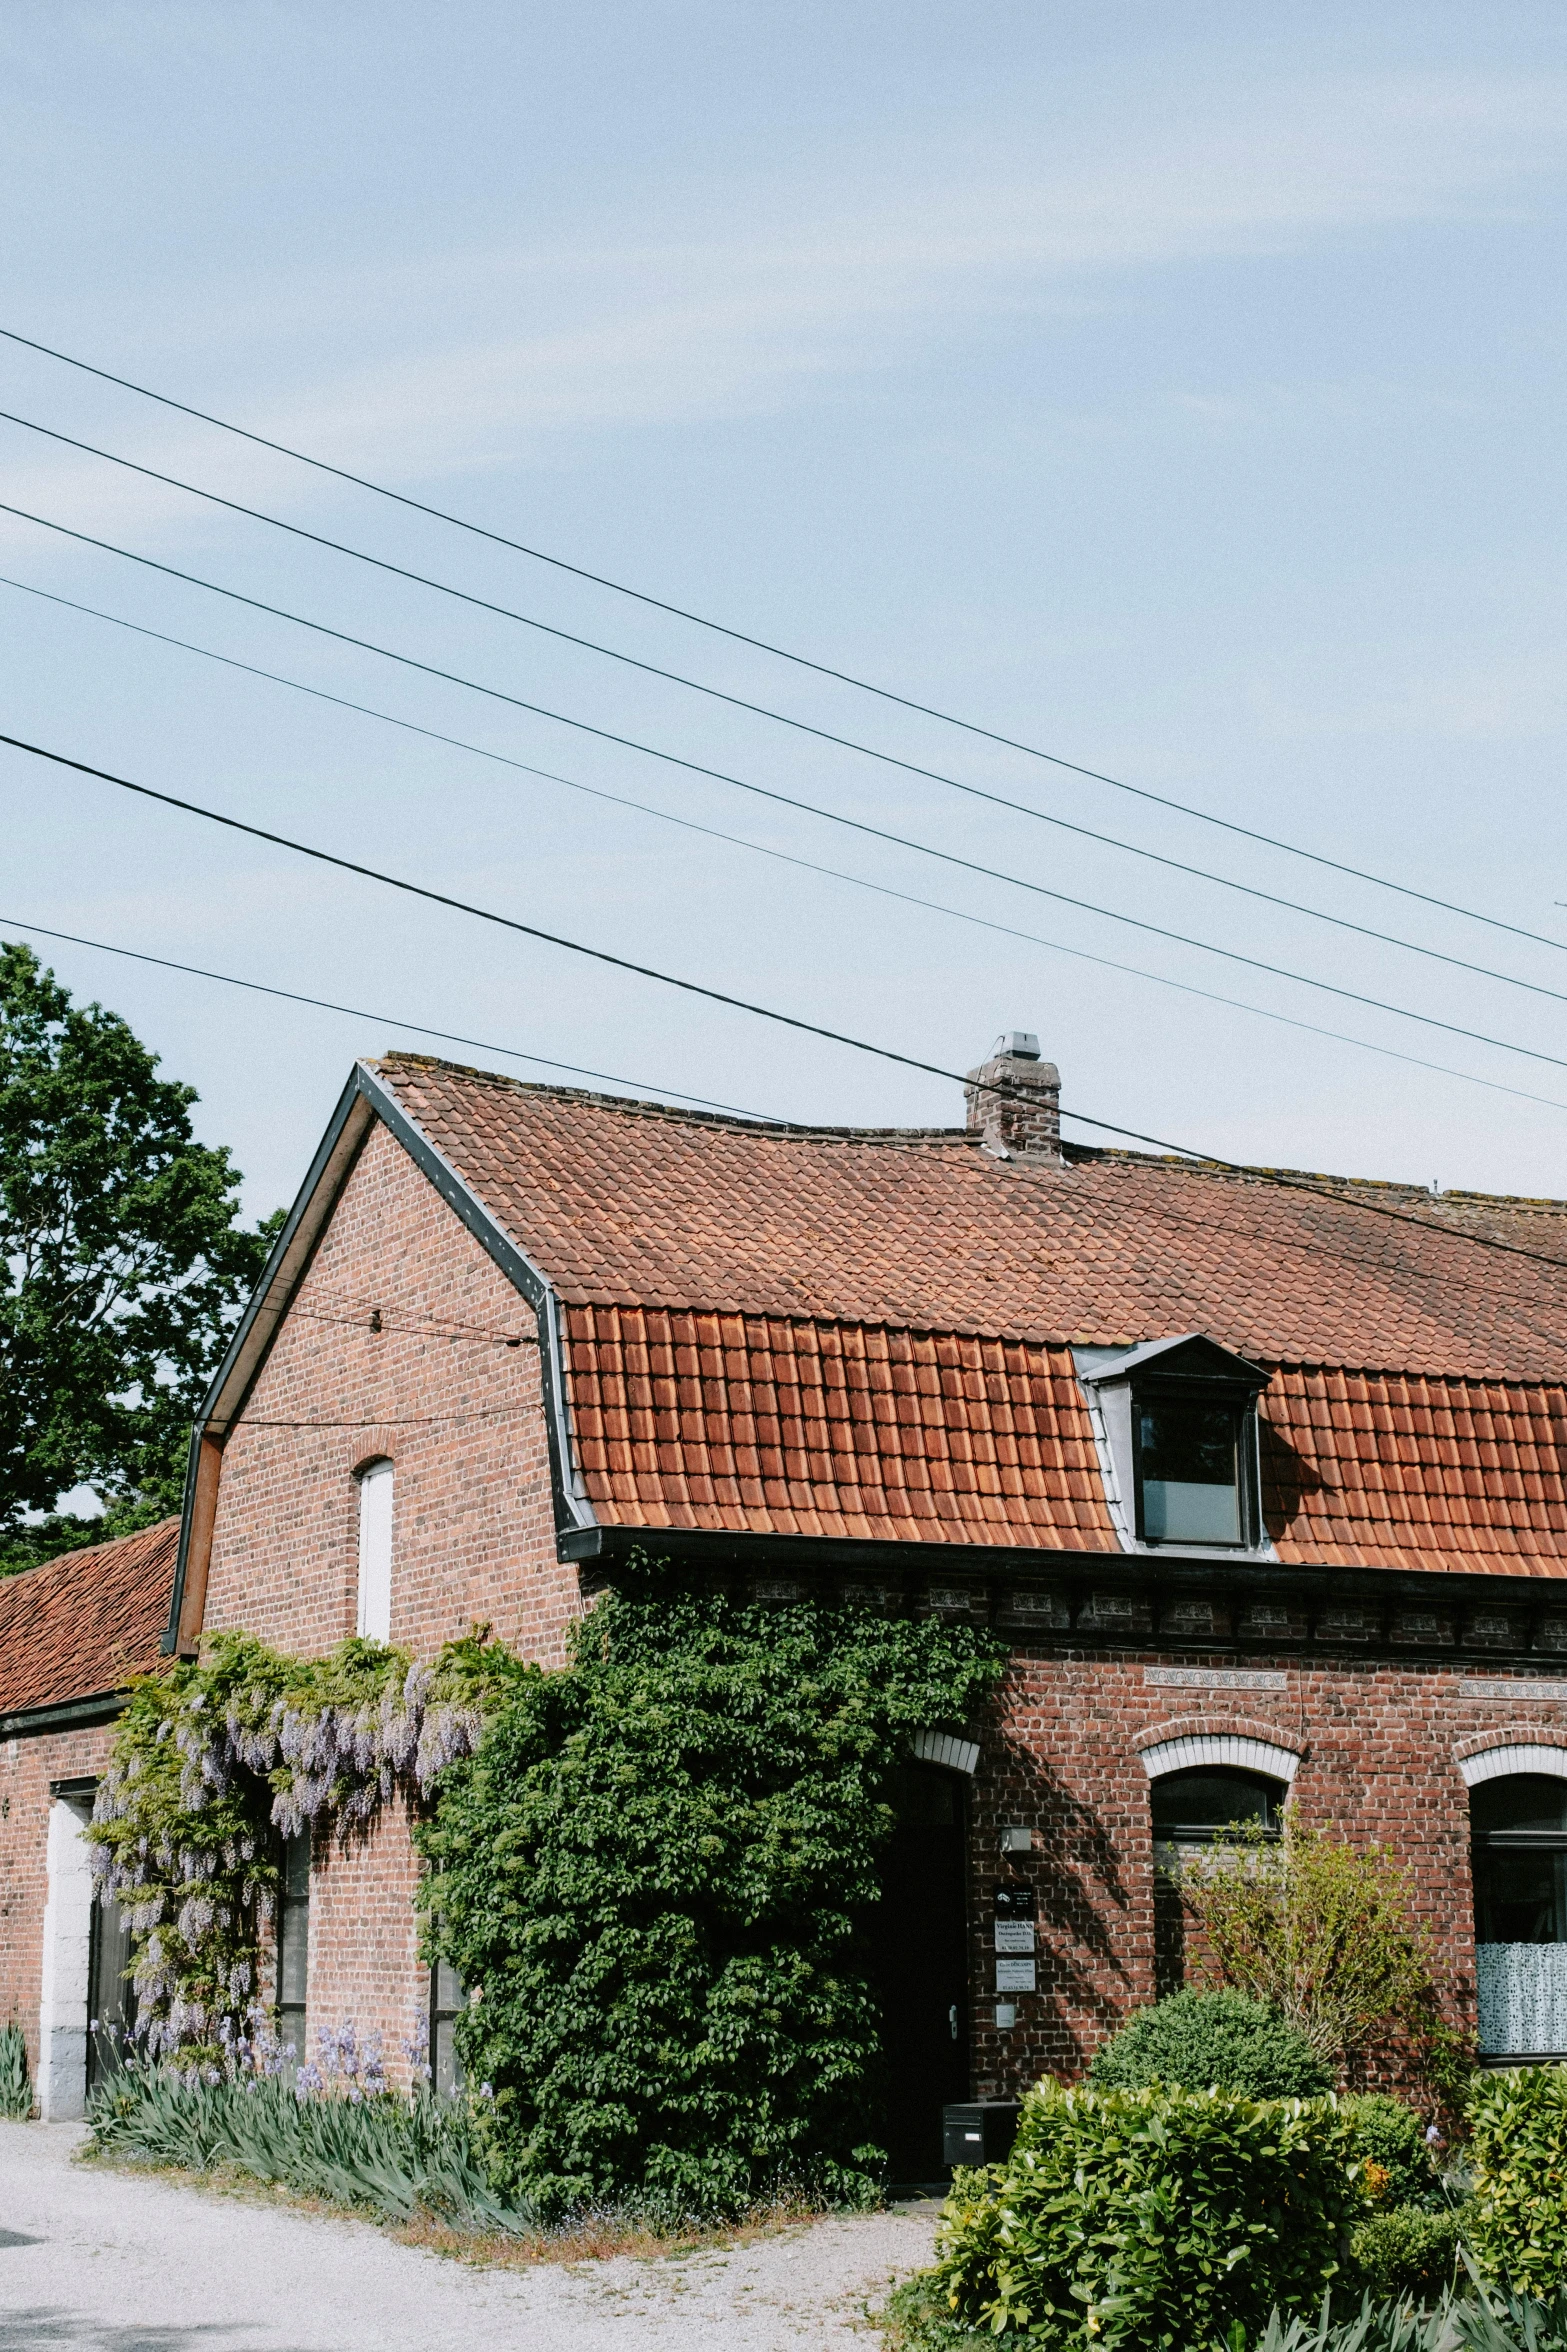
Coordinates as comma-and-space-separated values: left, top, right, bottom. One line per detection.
38, 1797, 94, 2120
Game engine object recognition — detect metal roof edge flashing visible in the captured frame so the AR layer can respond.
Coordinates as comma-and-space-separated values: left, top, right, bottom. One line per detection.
351, 1064, 596, 1542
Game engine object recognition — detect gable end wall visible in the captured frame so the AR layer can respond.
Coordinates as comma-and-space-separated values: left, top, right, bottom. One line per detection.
202, 1116, 581, 1666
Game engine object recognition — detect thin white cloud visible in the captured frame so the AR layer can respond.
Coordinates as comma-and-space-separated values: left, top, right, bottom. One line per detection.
4, 64, 1564, 562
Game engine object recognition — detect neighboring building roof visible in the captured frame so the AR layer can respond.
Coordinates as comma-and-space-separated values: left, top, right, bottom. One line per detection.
0, 1518, 179, 1719
368, 1058, 1567, 1577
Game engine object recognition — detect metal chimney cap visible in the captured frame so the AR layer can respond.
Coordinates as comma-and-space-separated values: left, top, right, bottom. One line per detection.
996, 1031, 1041, 1061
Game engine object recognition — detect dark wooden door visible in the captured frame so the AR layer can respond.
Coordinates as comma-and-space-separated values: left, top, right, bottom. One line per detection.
87, 1890, 136, 2090
869, 1764, 970, 2184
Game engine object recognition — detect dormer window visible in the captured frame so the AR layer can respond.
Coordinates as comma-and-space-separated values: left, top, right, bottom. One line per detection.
1137, 1392, 1246, 1545
1074, 1333, 1270, 1556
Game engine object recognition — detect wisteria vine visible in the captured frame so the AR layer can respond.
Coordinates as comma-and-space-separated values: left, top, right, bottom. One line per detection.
86, 1626, 530, 2063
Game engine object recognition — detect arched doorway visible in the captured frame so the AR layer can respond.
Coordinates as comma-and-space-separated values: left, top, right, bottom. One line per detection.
1470, 1768, 1567, 2060
868, 1760, 970, 2185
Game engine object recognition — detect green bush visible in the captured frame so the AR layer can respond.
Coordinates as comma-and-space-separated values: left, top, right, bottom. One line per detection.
1343, 2096, 1437, 2211
1349, 2208, 1459, 2302
1465, 2067, 1567, 2298
921, 2079, 1357, 2350
0, 2020, 31, 2120
420, 1562, 1005, 2221
86, 2062, 526, 2229
1090, 1989, 1332, 2101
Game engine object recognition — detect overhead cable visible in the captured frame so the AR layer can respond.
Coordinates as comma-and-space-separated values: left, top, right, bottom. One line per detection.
5, 574, 1566, 1118
2, 404, 1559, 1007
0, 908, 779, 1123
3, 318, 1559, 958
6, 908, 1567, 1315
3, 500, 1563, 1071
15, 725, 1567, 1297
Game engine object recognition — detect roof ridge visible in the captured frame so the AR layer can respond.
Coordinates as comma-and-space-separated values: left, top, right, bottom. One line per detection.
379, 1052, 1567, 1210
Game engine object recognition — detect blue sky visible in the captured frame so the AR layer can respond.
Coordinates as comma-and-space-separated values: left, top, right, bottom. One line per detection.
3, 2, 1565, 1220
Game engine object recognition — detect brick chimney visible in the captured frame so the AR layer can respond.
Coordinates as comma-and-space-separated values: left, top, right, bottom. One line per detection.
965, 1032, 1062, 1163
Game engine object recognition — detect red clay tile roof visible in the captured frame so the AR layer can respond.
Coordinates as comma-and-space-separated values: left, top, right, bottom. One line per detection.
1261, 1369, 1567, 1576
375, 1057, 1567, 1382
0, 1519, 178, 1716
371, 1058, 1567, 1575
567, 1308, 1115, 1548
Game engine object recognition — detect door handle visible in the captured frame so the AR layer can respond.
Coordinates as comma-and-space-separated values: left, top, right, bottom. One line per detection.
949, 2004, 959, 2041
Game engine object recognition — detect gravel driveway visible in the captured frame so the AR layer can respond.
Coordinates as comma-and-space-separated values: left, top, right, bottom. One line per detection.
0, 2121, 938, 2351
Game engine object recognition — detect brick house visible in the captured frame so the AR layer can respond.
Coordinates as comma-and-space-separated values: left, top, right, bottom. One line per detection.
6, 1036, 1567, 2172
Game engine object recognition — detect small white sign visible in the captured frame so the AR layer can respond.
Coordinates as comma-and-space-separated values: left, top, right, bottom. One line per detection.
1144, 1667, 1287, 1692
995, 1958, 1037, 1994
995, 1921, 1036, 1955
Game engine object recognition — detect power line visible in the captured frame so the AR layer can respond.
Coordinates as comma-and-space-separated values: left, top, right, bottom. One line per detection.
5, 317, 1559, 961
7, 573, 1564, 1117
11, 903, 1567, 1324
6, 874, 1566, 1318
0, 910, 782, 1125
4, 402, 1560, 1010
5, 498, 1564, 1074
11, 725, 1567, 1290
3, 790, 1562, 1307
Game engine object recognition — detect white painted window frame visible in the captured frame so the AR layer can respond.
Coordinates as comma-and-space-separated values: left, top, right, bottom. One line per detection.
356, 1457, 394, 1643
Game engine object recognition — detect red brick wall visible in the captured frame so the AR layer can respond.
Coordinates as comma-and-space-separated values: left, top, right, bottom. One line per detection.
963, 1645, 1559, 2097
0, 1722, 113, 2091
296, 1805, 427, 2086
196, 1113, 586, 2085
203, 1116, 579, 1667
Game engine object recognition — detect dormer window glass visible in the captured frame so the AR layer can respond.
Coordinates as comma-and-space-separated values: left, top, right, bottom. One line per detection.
1073, 1333, 1270, 1556
1137, 1395, 1245, 1545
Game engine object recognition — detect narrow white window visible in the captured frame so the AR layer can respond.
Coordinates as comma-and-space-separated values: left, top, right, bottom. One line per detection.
356, 1459, 394, 1641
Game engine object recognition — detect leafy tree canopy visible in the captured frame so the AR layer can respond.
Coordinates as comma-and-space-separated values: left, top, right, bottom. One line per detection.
0, 941, 276, 1571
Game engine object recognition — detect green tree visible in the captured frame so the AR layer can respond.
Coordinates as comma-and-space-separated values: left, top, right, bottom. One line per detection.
0, 941, 276, 1571
1175, 1808, 1461, 2088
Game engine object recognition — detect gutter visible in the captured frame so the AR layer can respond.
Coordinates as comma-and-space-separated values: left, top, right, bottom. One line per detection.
564, 1522, 1567, 1665
1, 1688, 129, 1740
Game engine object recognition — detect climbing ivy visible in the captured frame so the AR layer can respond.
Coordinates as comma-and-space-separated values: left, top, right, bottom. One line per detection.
86, 1627, 521, 2063
418, 1561, 1006, 2219
86, 1562, 1003, 2214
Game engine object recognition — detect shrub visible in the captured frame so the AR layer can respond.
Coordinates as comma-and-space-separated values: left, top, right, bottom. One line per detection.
922, 2078, 1357, 2350
420, 1560, 1005, 2221
1465, 2066, 1567, 2298
1349, 2208, 1459, 2302
1090, 1989, 1331, 2100
0, 2020, 31, 2120
1342, 2096, 1437, 2212
1176, 1812, 1453, 2082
